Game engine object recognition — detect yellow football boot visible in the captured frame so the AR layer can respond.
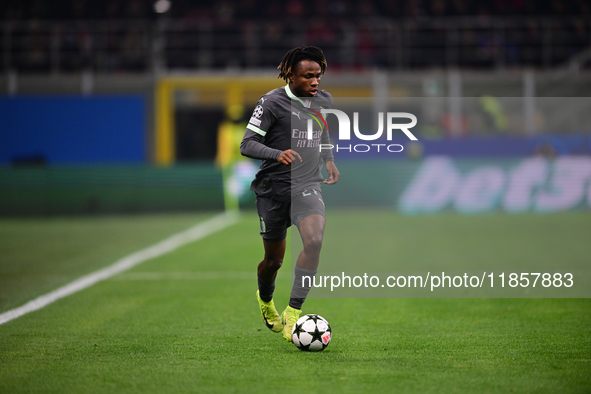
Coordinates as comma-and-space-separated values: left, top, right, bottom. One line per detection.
256, 290, 283, 333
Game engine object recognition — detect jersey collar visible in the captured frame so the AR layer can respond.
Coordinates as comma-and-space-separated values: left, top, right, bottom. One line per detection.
285, 84, 311, 108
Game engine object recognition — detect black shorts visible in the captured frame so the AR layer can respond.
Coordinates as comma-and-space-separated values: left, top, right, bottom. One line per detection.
256, 187, 326, 241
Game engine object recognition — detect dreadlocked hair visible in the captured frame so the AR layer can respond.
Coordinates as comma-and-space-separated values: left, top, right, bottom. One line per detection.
277, 46, 327, 82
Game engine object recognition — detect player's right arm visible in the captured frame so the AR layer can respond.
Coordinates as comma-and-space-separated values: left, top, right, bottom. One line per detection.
240, 130, 302, 166
240, 129, 281, 161
240, 95, 301, 166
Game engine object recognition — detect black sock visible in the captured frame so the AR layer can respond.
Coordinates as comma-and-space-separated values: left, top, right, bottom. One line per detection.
258, 275, 275, 302
289, 267, 317, 310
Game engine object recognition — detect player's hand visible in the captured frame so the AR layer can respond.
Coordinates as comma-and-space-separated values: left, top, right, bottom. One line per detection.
324, 160, 340, 184
278, 149, 302, 167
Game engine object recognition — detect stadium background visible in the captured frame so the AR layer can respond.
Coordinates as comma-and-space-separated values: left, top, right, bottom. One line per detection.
1, 1, 590, 392
1, 0, 590, 216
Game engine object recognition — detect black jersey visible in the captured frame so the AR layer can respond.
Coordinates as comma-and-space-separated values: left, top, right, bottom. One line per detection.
242, 84, 334, 200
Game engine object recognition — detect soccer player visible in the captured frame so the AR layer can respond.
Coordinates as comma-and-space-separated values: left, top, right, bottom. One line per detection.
240, 46, 340, 341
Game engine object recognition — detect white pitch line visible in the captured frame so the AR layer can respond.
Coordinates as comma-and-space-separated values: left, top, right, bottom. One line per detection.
0, 211, 239, 326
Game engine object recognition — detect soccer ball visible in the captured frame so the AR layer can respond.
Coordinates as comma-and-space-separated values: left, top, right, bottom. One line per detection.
291, 314, 331, 352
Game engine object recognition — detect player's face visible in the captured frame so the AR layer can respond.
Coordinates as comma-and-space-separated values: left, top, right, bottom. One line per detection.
289, 60, 323, 97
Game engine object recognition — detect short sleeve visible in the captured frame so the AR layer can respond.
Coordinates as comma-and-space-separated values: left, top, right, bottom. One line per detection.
246, 96, 276, 137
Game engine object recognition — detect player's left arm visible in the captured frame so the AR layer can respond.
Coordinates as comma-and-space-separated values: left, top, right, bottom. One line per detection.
320, 91, 338, 184
324, 159, 339, 185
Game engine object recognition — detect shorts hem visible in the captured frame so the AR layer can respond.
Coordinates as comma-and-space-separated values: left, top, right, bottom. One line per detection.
260, 233, 288, 242
293, 209, 326, 227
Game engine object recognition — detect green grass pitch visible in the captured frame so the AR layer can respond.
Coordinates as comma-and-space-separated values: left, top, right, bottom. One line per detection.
0, 211, 590, 393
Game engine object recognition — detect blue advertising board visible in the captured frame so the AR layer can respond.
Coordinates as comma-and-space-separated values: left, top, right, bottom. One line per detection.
0, 95, 146, 165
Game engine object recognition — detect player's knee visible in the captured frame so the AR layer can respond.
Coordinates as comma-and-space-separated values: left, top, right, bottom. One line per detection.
264, 256, 284, 271
303, 234, 323, 256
